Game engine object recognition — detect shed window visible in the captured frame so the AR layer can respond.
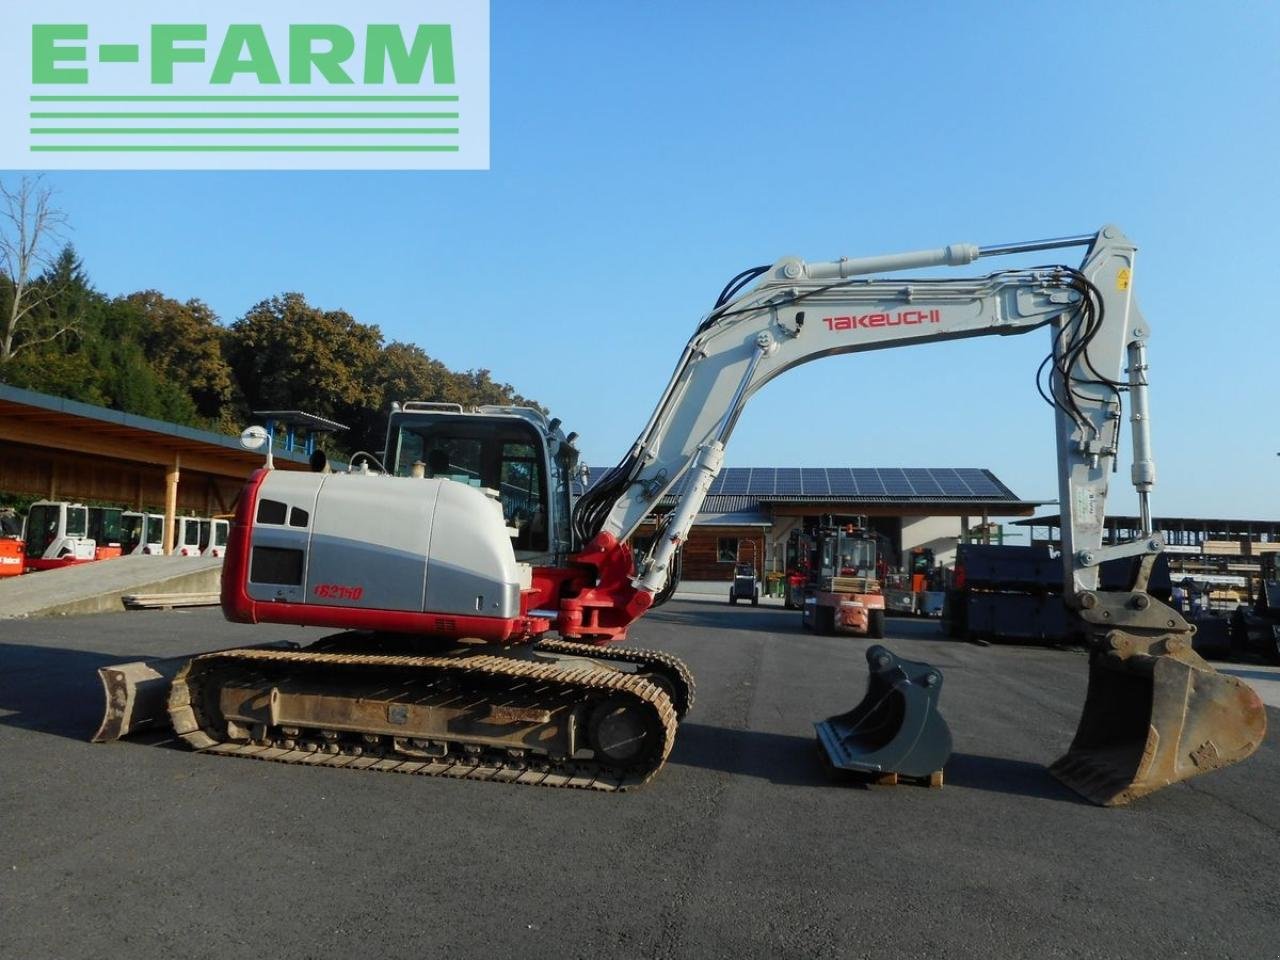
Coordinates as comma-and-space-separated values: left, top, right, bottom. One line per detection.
717, 538, 739, 563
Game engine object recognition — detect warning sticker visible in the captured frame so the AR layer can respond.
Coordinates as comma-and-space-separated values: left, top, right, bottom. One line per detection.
1075, 488, 1100, 526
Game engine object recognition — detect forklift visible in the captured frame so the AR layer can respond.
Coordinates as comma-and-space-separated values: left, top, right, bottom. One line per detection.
799, 520, 886, 637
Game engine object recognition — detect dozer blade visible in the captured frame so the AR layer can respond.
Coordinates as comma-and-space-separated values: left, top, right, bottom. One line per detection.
815, 645, 952, 780
93, 656, 188, 742
94, 641, 304, 743
1050, 632, 1267, 806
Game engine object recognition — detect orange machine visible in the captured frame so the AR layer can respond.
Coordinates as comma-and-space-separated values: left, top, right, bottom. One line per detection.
0, 538, 23, 577
799, 523, 886, 638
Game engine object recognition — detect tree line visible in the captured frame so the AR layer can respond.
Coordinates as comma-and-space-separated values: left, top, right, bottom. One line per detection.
0, 177, 542, 459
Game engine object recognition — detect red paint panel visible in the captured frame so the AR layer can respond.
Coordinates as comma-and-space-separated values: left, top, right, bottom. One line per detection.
220, 468, 269, 624
243, 599, 547, 643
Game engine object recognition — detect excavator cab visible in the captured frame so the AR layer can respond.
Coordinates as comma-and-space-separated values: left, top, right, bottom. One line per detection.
22, 501, 95, 571
384, 403, 576, 565
87, 507, 123, 560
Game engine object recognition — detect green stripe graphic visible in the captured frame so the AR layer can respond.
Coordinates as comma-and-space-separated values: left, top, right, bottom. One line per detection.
30, 95, 460, 102
30, 145, 462, 152
32, 128, 460, 135
31, 112, 460, 119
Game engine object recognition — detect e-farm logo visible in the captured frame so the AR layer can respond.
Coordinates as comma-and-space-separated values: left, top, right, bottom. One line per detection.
0, 2, 489, 170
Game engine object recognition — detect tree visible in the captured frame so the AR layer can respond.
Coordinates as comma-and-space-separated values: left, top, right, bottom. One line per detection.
120, 291, 238, 423
226, 293, 385, 430
0, 243, 104, 401
0, 176, 72, 364
344, 342, 548, 457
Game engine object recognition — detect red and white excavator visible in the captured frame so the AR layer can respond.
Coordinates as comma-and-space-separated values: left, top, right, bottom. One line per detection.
103, 226, 1265, 805
22, 501, 97, 572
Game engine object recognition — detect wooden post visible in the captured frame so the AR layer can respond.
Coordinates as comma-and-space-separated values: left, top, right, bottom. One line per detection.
163, 455, 180, 555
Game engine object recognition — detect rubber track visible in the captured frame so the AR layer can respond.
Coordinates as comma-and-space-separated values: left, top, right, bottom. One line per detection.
167, 647, 678, 792
533, 638, 696, 718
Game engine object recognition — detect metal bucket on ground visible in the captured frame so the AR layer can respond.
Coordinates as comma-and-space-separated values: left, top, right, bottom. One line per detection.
815, 645, 952, 780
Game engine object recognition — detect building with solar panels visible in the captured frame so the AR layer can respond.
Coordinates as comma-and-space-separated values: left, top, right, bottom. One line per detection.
589, 465, 1041, 591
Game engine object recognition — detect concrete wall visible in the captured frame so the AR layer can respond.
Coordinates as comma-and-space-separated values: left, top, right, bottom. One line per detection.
900, 515, 962, 568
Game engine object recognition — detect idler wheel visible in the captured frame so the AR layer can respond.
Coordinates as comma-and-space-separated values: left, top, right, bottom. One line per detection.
587, 696, 659, 765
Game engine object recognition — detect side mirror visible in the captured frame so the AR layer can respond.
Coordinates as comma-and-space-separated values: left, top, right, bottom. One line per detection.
239, 425, 268, 450
239, 425, 273, 469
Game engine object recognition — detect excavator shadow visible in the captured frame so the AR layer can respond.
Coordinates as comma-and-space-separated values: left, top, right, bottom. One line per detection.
942, 752, 1084, 803
648, 602, 951, 645
646, 601, 799, 637
0, 641, 179, 746
670, 722, 1085, 802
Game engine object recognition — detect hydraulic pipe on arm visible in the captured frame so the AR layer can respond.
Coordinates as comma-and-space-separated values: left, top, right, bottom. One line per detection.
575, 224, 1264, 806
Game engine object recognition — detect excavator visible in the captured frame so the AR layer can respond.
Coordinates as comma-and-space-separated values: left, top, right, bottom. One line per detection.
106, 225, 1266, 805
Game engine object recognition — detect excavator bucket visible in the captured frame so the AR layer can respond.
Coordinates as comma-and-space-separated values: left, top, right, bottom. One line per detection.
1050, 634, 1267, 806
815, 645, 952, 780
93, 656, 187, 742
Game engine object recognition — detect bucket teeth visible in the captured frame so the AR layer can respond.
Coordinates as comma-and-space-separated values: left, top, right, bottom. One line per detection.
815, 645, 952, 781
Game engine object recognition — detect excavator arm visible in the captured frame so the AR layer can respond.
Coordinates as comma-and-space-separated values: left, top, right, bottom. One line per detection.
570, 225, 1265, 805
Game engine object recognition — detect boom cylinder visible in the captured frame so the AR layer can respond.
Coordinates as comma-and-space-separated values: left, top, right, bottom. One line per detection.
1127, 338, 1156, 533
636, 339, 768, 593
802, 243, 980, 280
636, 442, 724, 594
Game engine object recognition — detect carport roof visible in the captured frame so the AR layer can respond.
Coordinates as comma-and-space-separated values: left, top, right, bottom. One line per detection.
0, 383, 313, 477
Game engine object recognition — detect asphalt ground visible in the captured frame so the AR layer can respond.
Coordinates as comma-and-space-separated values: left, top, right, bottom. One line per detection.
2, 601, 1278, 960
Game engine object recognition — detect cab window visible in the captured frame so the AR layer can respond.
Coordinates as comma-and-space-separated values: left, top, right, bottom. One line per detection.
389, 417, 548, 551
500, 442, 544, 551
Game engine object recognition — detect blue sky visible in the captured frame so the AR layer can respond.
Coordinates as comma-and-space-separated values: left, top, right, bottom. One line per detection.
19, 1, 1280, 520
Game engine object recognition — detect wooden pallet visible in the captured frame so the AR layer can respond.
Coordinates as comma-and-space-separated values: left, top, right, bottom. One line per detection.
121, 592, 220, 610
867, 770, 945, 789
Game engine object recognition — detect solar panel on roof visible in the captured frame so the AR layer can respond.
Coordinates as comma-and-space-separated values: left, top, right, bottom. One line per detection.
591, 464, 1014, 501
717, 467, 752, 495
931, 468, 969, 497
746, 467, 777, 496
801, 468, 830, 496
903, 468, 945, 496
827, 468, 857, 495
957, 468, 1003, 496
775, 467, 803, 494
848, 470, 880, 497
881, 470, 908, 495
